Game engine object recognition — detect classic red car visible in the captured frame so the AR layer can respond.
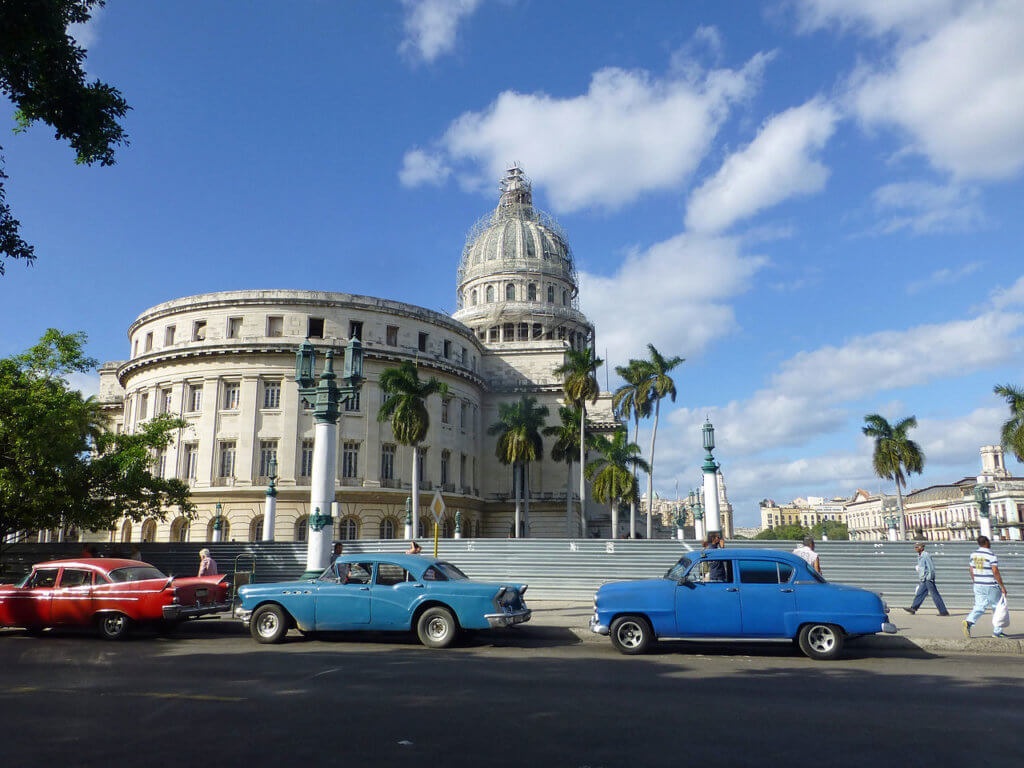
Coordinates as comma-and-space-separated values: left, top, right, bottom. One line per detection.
0, 558, 232, 640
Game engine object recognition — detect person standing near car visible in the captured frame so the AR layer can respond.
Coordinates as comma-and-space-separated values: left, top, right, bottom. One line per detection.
793, 537, 822, 576
329, 542, 344, 565
197, 548, 218, 577
904, 542, 949, 615
963, 535, 1008, 638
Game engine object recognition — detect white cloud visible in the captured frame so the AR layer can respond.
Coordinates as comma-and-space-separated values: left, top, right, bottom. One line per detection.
685, 99, 838, 233
578, 233, 766, 369
406, 54, 772, 212
67, 372, 100, 399
906, 261, 983, 294
68, 4, 104, 48
915, 405, 1005, 467
398, 0, 483, 63
399, 149, 451, 187
792, 0, 959, 37
874, 181, 985, 235
850, 0, 1024, 179
991, 275, 1024, 309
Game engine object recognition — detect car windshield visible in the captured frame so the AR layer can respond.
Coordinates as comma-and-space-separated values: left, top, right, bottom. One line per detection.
434, 562, 469, 581
108, 566, 166, 582
665, 557, 692, 580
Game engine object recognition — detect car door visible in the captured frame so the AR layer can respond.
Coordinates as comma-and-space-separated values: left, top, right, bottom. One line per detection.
737, 560, 796, 637
51, 568, 95, 625
674, 559, 742, 636
314, 561, 373, 629
8, 568, 59, 627
371, 562, 419, 628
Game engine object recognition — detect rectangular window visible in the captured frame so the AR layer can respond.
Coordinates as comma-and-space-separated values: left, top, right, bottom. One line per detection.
154, 448, 166, 478
300, 439, 314, 477
158, 388, 172, 415
307, 317, 325, 338
187, 383, 203, 412
138, 392, 149, 420
219, 441, 236, 478
263, 381, 281, 409
144, 332, 153, 352
258, 440, 278, 478
164, 325, 176, 346
192, 320, 207, 341
443, 339, 452, 358
488, 327, 499, 342
441, 398, 450, 424
460, 346, 467, 364
342, 441, 359, 479
503, 323, 514, 341
460, 453, 467, 487
267, 316, 283, 337
418, 332, 428, 352
460, 401, 467, 430
349, 320, 363, 340
222, 381, 240, 410
386, 325, 399, 346
133, 340, 139, 357
227, 317, 243, 339
183, 444, 199, 480
380, 444, 396, 481
440, 450, 450, 486
417, 448, 427, 483
344, 390, 360, 412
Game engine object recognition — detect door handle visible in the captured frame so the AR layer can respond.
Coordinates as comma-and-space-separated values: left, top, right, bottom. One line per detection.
781, 588, 794, 593
726, 587, 738, 592
411, 584, 425, 589
358, 586, 370, 591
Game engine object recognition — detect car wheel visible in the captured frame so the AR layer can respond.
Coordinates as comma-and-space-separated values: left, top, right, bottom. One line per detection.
798, 623, 844, 661
97, 613, 132, 641
251, 604, 289, 644
609, 615, 653, 655
416, 606, 458, 649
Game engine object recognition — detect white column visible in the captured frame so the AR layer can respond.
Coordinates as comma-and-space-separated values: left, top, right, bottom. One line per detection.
212, 521, 223, 543
887, 525, 898, 542
703, 470, 721, 535
694, 517, 705, 542
262, 493, 277, 541
676, 527, 684, 541
979, 514, 992, 540
307, 419, 337, 572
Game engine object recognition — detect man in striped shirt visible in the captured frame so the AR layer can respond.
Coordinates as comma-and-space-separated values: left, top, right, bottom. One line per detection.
962, 535, 1008, 638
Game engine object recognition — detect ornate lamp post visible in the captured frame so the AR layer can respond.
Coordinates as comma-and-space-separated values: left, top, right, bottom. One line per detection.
674, 505, 685, 541
454, 510, 463, 540
212, 502, 225, 542
973, 484, 992, 540
404, 497, 413, 540
295, 335, 363, 574
691, 489, 705, 542
701, 420, 721, 538
884, 513, 899, 542
262, 458, 278, 541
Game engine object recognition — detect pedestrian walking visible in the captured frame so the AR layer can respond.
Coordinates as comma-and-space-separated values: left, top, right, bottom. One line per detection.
197, 548, 218, 577
792, 537, 822, 575
903, 542, 949, 615
963, 535, 1008, 638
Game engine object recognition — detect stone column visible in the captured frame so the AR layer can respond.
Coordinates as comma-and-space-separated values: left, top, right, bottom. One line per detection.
263, 483, 277, 541
307, 417, 338, 572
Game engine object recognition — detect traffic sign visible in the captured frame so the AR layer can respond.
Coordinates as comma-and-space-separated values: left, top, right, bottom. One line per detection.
429, 491, 446, 521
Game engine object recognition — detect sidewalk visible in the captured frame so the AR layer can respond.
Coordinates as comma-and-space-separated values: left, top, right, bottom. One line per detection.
525, 602, 1024, 656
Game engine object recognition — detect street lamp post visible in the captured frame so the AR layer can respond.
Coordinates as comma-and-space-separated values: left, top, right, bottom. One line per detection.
674, 505, 685, 541
701, 420, 721, 537
973, 485, 992, 540
262, 458, 278, 541
404, 497, 413, 540
295, 336, 363, 574
212, 502, 224, 542
454, 510, 463, 540
884, 514, 899, 542
691, 489, 705, 542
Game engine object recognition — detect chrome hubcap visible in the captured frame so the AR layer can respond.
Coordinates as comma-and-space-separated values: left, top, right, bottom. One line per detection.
808, 625, 835, 653
103, 616, 124, 634
427, 617, 449, 640
257, 612, 279, 638
616, 621, 644, 649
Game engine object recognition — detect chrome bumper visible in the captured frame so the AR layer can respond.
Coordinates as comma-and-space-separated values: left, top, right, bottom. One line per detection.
589, 614, 609, 636
162, 601, 232, 620
881, 621, 897, 634
234, 604, 252, 627
484, 609, 531, 628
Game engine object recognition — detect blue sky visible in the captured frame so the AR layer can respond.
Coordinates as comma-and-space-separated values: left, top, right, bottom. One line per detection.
2, 1, 1023, 526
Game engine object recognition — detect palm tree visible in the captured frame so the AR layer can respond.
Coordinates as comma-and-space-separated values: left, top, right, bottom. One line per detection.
612, 360, 652, 538
862, 414, 925, 540
488, 396, 549, 537
639, 344, 684, 539
377, 360, 449, 537
586, 428, 650, 535
994, 384, 1024, 462
553, 347, 603, 537
543, 404, 584, 536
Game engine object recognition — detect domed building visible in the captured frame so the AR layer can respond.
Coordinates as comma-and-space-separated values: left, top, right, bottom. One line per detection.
95, 168, 619, 543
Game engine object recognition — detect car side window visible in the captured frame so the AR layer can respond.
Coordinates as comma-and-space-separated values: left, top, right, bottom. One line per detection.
422, 566, 447, 582
688, 560, 733, 583
341, 562, 373, 585
376, 563, 410, 586
58, 569, 93, 588
778, 563, 794, 583
28, 569, 59, 588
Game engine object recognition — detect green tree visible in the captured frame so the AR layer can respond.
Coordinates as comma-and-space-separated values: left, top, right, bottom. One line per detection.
0, 0, 130, 274
639, 344, 684, 539
994, 384, 1024, 463
754, 524, 808, 541
862, 413, 925, 540
489, 396, 549, 538
553, 347, 603, 537
811, 521, 849, 541
612, 360, 652, 538
0, 330, 192, 571
543, 404, 584, 537
586, 428, 650, 536
377, 360, 449, 537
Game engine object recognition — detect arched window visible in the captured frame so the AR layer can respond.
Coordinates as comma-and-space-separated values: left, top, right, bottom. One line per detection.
471, 289, 478, 305
527, 283, 537, 301
207, 517, 230, 541
505, 283, 516, 301
486, 285, 495, 302
170, 517, 190, 543
141, 519, 157, 542
249, 516, 264, 542
442, 516, 455, 539
379, 517, 397, 539
547, 286, 554, 303
295, 516, 309, 542
120, 521, 132, 543
338, 517, 359, 540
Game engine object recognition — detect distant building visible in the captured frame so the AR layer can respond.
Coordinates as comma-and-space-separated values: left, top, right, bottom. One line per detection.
760, 495, 847, 531
646, 469, 735, 539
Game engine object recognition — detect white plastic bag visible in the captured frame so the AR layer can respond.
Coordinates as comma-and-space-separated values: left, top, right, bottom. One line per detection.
992, 595, 1010, 629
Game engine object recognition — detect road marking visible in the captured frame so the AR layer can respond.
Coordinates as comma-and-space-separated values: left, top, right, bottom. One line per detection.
124, 692, 245, 702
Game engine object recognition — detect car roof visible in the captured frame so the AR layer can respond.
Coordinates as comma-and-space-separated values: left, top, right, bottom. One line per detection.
33, 558, 150, 571
336, 553, 443, 570
696, 548, 806, 567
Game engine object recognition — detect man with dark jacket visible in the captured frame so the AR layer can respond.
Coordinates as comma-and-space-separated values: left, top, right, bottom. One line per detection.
904, 542, 948, 615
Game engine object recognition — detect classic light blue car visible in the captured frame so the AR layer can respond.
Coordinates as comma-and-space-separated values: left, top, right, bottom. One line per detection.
590, 548, 896, 660
235, 554, 531, 648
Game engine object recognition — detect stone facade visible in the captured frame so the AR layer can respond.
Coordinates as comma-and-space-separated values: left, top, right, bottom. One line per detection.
760, 496, 847, 531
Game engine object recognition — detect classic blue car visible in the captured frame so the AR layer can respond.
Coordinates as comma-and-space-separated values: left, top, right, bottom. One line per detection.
235, 554, 531, 648
590, 549, 896, 660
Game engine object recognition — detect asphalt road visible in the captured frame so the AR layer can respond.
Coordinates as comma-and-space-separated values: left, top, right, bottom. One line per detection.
2, 619, 1022, 768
